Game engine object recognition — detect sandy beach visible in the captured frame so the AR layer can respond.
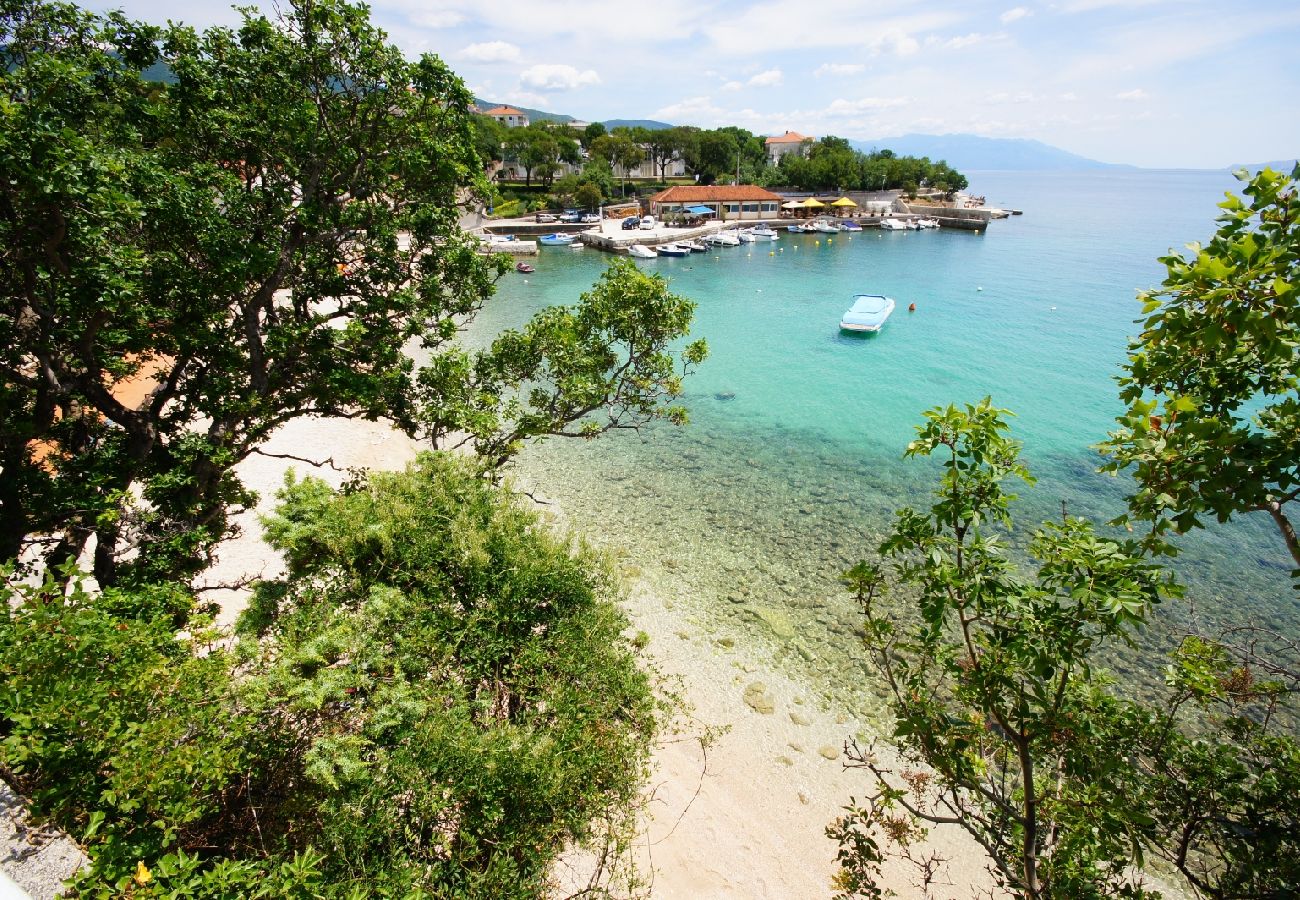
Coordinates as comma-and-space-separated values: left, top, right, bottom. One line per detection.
194, 414, 991, 899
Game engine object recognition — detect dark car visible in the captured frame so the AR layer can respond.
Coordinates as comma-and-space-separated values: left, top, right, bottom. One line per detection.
621, 216, 640, 230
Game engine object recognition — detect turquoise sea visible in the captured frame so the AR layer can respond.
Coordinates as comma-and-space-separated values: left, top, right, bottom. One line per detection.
476, 169, 1298, 714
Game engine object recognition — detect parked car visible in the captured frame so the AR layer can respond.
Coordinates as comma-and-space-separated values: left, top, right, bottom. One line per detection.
621, 216, 640, 230
639, 215, 656, 230
580, 213, 601, 224
535, 213, 556, 223
559, 209, 581, 223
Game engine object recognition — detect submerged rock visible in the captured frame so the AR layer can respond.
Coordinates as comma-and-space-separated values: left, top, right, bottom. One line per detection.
743, 681, 776, 714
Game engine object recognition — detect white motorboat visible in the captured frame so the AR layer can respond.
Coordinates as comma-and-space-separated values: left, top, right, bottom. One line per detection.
840, 294, 896, 333
627, 244, 657, 258
683, 240, 708, 252
705, 231, 740, 246
750, 225, 779, 240
787, 223, 810, 233
879, 218, 908, 231
918, 217, 941, 229
656, 243, 690, 257
811, 220, 839, 233
736, 229, 756, 243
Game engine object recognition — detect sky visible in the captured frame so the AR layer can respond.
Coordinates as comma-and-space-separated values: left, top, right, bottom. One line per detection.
86, 0, 1300, 168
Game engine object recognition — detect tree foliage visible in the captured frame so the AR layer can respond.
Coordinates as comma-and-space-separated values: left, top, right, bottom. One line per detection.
1101, 165, 1300, 570
417, 258, 707, 468
832, 400, 1299, 899
1, 454, 663, 897
0, 0, 704, 587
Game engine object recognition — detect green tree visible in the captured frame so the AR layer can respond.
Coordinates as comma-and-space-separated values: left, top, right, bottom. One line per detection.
0, 0, 704, 585
683, 129, 738, 185
1101, 165, 1300, 568
416, 259, 708, 468
589, 133, 645, 196
581, 120, 607, 148
832, 400, 1172, 899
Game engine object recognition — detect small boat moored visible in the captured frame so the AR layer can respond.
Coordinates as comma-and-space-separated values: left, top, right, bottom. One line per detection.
656, 243, 690, 257
627, 244, 657, 259
839, 220, 862, 231
538, 232, 577, 246
750, 225, 779, 240
683, 240, 708, 252
879, 218, 908, 231
840, 294, 897, 333
515, 262, 534, 273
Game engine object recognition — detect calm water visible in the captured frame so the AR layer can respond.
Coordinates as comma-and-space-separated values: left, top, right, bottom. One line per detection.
473, 170, 1298, 715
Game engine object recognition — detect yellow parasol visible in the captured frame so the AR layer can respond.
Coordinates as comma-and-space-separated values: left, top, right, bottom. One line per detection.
801, 197, 825, 208
831, 197, 857, 207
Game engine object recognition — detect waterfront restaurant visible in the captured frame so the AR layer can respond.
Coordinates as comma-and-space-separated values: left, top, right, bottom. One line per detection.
648, 185, 783, 223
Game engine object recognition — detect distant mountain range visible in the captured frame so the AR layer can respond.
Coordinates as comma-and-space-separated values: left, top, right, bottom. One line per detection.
601, 119, 674, 131
474, 98, 574, 124
1231, 159, 1298, 173
850, 134, 1128, 171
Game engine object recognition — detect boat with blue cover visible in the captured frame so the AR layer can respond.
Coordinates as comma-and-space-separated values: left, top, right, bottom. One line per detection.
538, 232, 577, 246
840, 294, 896, 333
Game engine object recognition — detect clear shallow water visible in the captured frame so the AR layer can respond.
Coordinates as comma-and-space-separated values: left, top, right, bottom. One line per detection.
475, 170, 1299, 716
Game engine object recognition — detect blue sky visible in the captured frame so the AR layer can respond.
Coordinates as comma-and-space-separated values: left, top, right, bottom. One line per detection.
89, 0, 1299, 168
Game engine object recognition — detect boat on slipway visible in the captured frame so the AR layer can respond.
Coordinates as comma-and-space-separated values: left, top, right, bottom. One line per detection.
840, 294, 896, 333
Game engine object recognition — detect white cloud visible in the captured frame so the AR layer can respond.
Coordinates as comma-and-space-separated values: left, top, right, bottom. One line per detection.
518, 64, 602, 91
985, 90, 1041, 104
927, 32, 1001, 50
1059, 91, 1078, 101
457, 41, 521, 63
870, 29, 921, 56
721, 80, 744, 92
1116, 88, 1149, 101
826, 96, 909, 115
652, 95, 726, 122
814, 63, 866, 77
1000, 6, 1031, 24
502, 90, 554, 109
412, 10, 466, 28
747, 68, 784, 88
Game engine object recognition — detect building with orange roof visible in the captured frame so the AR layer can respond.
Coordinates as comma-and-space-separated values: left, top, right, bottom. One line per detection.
765, 130, 812, 165
648, 185, 783, 222
482, 105, 529, 128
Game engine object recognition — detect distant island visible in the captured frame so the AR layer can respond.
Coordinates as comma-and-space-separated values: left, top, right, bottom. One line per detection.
850, 134, 1128, 171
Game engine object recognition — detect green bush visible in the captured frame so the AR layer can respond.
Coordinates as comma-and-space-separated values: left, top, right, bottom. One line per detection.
0, 453, 662, 897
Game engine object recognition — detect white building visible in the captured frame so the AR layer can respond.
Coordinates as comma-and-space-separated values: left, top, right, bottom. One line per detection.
765, 130, 812, 165
483, 105, 529, 128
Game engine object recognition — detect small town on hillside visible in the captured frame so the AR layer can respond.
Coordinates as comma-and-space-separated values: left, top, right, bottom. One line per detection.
467, 102, 1007, 256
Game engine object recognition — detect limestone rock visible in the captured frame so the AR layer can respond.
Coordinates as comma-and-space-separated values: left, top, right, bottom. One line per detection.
819, 744, 840, 761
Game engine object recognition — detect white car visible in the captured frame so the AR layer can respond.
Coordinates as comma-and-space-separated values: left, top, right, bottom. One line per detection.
580, 213, 601, 224
639, 216, 656, 230
535, 213, 557, 223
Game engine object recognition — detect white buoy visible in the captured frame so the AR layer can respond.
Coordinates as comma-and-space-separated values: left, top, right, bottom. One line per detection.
976, 286, 983, 291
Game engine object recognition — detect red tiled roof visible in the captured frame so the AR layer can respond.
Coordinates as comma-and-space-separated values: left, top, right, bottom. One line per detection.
649, 185, 785, 203
765, 130, 809, 144
484, 106, 524, 116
